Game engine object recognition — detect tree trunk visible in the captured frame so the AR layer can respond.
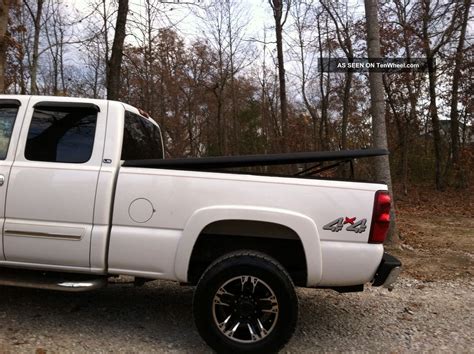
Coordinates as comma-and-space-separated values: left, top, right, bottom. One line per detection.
341, 69, 352, 151
269, 0, 289, 150
261, 28, 269, 152
316, 14, 328, 150
320, 1, 353, 151
0, 0, 11, 93
426, 56, 443, 189
275, 22, 288, 144
364, 0, 399, 245
214, 88, 224, 155
450, 0, 471, 169
420, 0, 459, 190
296, 21, 319, 150
383, 76, 408, 196
107, 0, 128, 100
28, 0, 43, 95
400, 1, 417, 196
226, 0, 239, 155
403, 78, 416, 196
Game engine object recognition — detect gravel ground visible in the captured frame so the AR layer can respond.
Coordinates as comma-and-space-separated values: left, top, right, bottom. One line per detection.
0, 275, 472, 353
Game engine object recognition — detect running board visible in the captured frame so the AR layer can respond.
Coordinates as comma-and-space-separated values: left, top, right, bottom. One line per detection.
0, 267, 107, 292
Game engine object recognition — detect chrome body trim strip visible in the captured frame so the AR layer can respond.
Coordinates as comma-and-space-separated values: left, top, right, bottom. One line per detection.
4, 230, 83, 241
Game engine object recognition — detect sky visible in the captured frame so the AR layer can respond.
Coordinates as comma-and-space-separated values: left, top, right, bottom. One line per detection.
63, 0, 375, 105
67, 0, 270, 38
65, 0, 368, 52
169, 0, 268, 35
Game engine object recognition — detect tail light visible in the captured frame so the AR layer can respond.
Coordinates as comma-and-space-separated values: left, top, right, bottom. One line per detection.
369, 190, 391, 243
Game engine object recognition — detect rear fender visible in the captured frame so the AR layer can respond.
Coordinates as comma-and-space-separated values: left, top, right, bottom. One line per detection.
173, 205, 322, 286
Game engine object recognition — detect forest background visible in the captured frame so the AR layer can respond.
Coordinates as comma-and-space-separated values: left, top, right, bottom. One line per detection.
0, 0, 472, 250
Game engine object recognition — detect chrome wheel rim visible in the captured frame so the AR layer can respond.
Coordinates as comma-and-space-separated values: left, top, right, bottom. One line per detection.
212, 275, 279, 343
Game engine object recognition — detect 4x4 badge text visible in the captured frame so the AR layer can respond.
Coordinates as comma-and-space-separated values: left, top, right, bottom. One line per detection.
323, 217, 367, 233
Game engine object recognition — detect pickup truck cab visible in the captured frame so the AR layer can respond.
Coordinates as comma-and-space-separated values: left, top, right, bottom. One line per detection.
0, 95, 401, 353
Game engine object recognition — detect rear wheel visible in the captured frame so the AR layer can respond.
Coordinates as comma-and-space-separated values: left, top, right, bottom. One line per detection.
193, 251, 298, 353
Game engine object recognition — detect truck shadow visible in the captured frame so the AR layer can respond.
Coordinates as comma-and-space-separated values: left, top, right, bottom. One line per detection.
0, 281, 395, 352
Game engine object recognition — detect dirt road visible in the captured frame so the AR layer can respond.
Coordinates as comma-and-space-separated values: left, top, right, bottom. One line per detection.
0, 275, 472, 353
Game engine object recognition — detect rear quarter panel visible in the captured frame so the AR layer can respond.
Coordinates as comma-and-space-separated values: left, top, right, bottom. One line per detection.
108, 168, 386, 286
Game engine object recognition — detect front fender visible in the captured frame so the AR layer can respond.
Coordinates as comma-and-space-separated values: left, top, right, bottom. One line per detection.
173, 205, 322, 286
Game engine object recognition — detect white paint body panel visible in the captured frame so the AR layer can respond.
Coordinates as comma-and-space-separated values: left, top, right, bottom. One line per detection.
109, 167, 386, 286
0, 95, 387, 288
0, 96, 30, 261
3, 96, 108, 268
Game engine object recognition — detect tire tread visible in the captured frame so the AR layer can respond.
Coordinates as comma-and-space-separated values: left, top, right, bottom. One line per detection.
193, 250, 297, 353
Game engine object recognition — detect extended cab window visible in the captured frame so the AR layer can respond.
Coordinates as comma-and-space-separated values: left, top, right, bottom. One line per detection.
121, 111, 163, 160
25, 105, 98, 163
0, 103, 19, 160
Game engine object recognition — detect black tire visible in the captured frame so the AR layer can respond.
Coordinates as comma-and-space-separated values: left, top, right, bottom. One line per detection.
193, 251, 298, 353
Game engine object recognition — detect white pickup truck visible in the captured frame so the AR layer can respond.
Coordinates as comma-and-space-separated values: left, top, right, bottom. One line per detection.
0, 95, 401, 353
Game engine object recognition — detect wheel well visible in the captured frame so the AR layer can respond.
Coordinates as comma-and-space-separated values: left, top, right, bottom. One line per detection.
187, 220, 308, 286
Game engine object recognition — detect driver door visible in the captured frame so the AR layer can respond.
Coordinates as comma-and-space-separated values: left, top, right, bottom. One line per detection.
3, 98, 107, 269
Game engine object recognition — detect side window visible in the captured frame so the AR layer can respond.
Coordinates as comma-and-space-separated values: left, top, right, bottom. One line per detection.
0, 103, 19, 160
25, 105, 98, 163
121, 111, 163, 160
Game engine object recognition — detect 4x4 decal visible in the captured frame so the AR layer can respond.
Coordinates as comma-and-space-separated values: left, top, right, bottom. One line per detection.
323, 217, 367, 233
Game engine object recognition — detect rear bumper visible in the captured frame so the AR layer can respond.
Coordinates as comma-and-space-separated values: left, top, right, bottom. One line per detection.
372, 252, 401, 289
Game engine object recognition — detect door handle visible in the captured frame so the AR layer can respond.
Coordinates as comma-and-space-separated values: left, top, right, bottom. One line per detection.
0, 175, 4, 186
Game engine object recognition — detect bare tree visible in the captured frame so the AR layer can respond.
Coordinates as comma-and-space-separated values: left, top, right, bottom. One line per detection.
320, 0, 354, 151
77, 0, 116, 98
364, 0, 398, 244
6, 3, 29, 94
197, 0, 230, 154
418, 0, 460, 190
107, 0, 128, 100
0, 0, 14, 93
24, 0, 44, 94
224, 0, 253, 154
316, 11, 330, 150
383, 0, 425, 195
269, 0, 291, 149
449, 0, 471, 172
196, 0, 252, 155
43, 0, 67, 95
291, 0, 320, 149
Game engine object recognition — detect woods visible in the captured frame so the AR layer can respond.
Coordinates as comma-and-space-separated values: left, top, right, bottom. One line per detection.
0, 0, 472, 188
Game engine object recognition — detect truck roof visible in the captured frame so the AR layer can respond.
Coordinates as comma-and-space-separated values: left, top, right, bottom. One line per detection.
0, 94, 151, 122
